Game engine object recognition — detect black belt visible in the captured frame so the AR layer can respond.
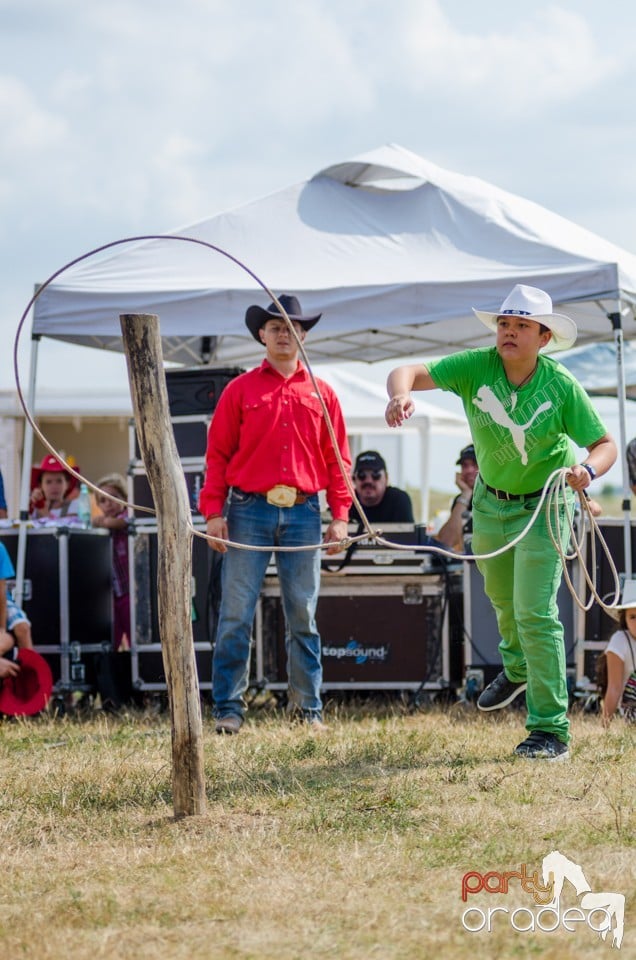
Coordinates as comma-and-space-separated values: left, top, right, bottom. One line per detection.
485, 483, 544, 501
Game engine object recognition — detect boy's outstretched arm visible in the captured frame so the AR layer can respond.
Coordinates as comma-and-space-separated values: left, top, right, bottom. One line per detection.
385, 363, 437, 427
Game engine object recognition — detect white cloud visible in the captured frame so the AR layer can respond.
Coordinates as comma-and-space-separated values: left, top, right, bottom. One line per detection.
0, 1, 620, 241
0, 0, 635, 336
390, 2, 617, 109
0, 74, 67, 156
0, 2, 382, 230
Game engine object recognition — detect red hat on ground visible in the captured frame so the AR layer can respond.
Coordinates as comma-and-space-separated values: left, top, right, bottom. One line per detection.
0, 649, 53, 716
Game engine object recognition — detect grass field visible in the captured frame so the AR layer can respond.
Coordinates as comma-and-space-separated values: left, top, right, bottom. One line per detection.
0, 700, 633, 959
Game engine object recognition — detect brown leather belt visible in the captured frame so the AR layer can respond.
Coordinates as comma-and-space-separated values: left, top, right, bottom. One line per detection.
281, 490, 309, 505
485, 483, 543, 501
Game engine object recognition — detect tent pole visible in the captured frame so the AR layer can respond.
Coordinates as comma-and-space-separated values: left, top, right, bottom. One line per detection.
419, 417, 430, 526
15, 334, 40, 607
608, 306, 632, 580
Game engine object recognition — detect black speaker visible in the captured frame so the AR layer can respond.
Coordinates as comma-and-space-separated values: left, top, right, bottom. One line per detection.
132, 528, 217, 689
465, 560, 576, 682
131, 468, 205, 518
165, 367, 244, 416
133, 415, 209, 461
259, 578, 447, 689
0, 529, 113, 689
583, 521, 636, 645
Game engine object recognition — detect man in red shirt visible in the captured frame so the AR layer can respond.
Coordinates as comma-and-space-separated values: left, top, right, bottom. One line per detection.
199, 294, 351, 734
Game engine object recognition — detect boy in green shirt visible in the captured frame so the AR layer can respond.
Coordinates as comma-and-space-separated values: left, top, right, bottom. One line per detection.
385, 285, 616, 759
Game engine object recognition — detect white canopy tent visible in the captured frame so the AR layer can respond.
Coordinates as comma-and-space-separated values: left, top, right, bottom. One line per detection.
32, 143, 636, 366
18, 143, 636, 595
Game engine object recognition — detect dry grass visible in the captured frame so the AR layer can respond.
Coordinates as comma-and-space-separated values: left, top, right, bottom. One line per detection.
0, 702, 634, 959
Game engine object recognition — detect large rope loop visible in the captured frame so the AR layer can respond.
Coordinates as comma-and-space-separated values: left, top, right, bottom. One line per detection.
12, 236, 625, 622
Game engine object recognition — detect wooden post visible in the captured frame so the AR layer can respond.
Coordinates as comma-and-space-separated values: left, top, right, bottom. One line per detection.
120, 314, 207, 817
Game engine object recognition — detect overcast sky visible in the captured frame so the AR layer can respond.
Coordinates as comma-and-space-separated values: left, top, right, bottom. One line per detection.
3, 0, 636, 488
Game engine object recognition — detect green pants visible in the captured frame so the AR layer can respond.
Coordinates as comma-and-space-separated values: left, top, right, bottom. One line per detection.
471, 479, 573, 743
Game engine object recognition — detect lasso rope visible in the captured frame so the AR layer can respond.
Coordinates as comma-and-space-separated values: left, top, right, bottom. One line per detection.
12, 235, 625, 620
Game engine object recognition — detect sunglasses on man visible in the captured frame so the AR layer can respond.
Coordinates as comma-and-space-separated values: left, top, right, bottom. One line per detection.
355, 470, 383, 481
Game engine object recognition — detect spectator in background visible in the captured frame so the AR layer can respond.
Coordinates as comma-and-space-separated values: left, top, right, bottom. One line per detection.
93, 473, 130, 651
436, 444, 478, 551
349, 450, 414, 524
29, 454, 79, 521
0, 656, 19, 681
0, 540, 34, 657
601, 600, 636, 725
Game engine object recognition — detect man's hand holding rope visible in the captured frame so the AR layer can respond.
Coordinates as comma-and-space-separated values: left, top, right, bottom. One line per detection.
206, 516, 229, 553
323, 519, 349, 555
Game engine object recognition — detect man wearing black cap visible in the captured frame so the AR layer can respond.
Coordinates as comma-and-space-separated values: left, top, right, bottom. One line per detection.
198, 294, 351, 735
436, 444, 478, 551
349, 450, 414, 524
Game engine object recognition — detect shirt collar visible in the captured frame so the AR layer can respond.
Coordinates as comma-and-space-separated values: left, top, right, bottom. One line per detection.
259, 358, 306, 380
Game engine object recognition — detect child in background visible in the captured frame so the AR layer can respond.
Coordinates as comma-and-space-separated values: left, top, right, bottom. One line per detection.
29, 454, 79, 521
93, 473, 130, 651
602, 603, 636, 725
0, 540, 34, 658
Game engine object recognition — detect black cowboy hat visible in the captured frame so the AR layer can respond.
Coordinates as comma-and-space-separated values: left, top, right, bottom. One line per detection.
245, 294, 322, 343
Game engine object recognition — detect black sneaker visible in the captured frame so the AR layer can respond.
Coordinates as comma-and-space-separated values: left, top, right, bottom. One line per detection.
477, 671, 527, 711
514, 731, 569, 760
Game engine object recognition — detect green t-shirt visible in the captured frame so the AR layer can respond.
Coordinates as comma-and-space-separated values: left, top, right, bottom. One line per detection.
427, 348, 607, 495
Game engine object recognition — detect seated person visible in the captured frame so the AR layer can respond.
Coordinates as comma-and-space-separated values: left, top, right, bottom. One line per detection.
349, 450, 414, 524
29, 454, 80, 521
436, 444, 478, 551
0, 467, 7, 520
0, 540, 34, 662
93, 473, 130, 651
0, 655, 19, 681
601, 601, 636, 725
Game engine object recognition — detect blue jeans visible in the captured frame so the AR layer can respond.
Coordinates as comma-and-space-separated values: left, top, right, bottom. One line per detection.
212, 488, 323, 720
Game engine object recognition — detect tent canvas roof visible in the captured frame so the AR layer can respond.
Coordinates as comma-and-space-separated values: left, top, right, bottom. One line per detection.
32, 143, 636, 367
559, 341, 636, 399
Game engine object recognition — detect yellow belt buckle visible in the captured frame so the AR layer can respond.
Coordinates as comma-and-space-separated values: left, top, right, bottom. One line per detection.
266, 484, 297, 507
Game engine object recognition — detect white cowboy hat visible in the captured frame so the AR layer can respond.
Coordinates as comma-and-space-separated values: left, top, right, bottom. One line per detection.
472, 284, 577, 352
607, 577, 636, 621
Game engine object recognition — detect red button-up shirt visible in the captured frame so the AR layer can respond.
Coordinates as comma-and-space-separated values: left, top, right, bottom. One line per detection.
198, 360, 352, 521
